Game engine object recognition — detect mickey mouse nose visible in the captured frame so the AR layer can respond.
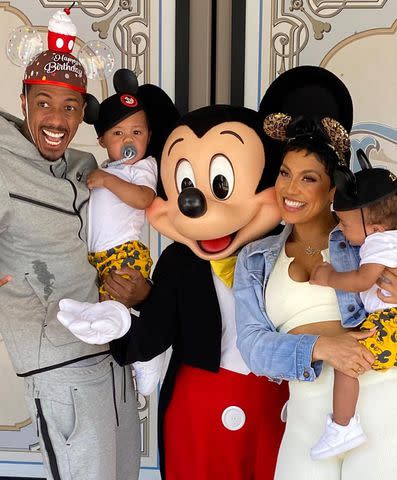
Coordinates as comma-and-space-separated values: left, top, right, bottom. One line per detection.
178, 188, 207, 218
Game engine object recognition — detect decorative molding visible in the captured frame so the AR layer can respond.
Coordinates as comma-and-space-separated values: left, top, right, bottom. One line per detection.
268, 0, 391, 81
0, 2, 33, 25
307, 1, 388, 18
320, 16, 397, 66
0, 418, 31, 433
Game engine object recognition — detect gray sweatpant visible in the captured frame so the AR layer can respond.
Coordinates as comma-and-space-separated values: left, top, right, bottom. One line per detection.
24, 356, 141, 480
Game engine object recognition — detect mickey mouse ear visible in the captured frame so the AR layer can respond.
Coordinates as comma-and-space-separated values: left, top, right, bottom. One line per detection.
356, 148, 372, 170
83, 93, 100, 125
263, 113, 292, 141
113, 68, 138, 95
333, 164, 358, 214
334, 165, 355, 193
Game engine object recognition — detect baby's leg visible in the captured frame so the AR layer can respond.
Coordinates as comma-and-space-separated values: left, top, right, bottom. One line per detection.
333, 370, 359, 425
91, 241, 153, 300
311, 370, 366, 460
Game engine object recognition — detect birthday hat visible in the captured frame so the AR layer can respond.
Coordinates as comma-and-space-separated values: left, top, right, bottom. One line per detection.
23, 3, 87, 94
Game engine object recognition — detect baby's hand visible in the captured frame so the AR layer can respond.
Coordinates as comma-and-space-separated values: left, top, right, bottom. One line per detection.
87, 169, 111, 189
309, 261, 334, 286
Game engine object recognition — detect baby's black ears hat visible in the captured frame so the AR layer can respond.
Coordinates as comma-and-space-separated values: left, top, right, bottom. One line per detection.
84, 68, 140, 136
83, 68, 180, 159
333, 149, 397, 211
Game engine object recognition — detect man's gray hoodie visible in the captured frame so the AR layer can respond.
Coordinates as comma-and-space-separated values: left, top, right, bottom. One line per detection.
0, 111, 108, 375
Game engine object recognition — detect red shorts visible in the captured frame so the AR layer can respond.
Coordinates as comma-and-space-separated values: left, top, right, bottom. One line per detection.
164, 365, 288, 480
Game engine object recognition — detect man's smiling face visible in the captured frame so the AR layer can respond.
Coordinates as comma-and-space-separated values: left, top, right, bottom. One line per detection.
20, 84, 85, 161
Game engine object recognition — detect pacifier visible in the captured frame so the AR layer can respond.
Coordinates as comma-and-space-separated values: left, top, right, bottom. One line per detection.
122, 144, 137, 161
101, 144, 138, 168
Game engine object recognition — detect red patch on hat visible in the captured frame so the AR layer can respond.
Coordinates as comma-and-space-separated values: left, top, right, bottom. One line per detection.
120, 94, 138, 108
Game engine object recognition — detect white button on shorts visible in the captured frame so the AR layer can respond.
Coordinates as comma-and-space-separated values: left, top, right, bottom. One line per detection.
221, 406, 246, 431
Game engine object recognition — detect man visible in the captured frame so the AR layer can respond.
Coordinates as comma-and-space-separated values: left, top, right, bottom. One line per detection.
0, 49, 141, 480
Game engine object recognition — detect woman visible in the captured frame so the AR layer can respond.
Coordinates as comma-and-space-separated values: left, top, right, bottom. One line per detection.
234, 116, 397, 479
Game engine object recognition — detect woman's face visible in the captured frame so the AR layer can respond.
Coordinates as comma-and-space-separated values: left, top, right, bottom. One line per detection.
275, 149, 335, 225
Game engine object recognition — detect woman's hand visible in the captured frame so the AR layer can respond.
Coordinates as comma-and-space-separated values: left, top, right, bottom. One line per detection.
376, 267, 397, 303
312, 330, 376, 378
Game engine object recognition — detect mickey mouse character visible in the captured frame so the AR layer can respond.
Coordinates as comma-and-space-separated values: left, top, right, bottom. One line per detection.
59, 102, 289, 479
130, 105, 289, 479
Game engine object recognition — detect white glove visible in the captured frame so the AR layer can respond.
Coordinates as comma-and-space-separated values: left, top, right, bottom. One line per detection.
133, 351, 167, 396
57, 298, 131, 345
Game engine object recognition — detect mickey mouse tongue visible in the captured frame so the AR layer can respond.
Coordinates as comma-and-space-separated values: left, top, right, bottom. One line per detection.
199, 235, 233, 253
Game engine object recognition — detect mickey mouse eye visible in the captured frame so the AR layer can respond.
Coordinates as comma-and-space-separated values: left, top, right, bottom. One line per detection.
175, 159, 196, 193
209, 155, 234, 200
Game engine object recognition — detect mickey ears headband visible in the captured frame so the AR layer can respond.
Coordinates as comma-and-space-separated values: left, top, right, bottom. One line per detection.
333, 149, 397, 211
263, 112, 351, 164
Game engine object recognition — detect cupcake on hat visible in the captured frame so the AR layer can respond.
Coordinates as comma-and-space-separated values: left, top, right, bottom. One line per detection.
23, 3, 87, 94
47, 4, 77, 54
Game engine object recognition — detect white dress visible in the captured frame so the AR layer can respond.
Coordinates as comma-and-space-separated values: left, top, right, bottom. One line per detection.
266, 247, 397, 480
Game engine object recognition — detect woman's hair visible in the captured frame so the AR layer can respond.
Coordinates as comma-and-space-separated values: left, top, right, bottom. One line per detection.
279, 116, 347, 186
281, 138, 341, 186
364, 193, 397, 229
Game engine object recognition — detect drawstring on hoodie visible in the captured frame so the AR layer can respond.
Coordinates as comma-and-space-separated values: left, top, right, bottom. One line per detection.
110, 362, 119, 427
123, 366, 126, 403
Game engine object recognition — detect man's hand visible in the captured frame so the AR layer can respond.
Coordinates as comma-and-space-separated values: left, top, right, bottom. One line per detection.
377, 267, 397, 303
0, 275, 11, 287
309, 261, 334, 286
102, 268, 151, 308
57, 299, 132, 345
87, 169, 111, 189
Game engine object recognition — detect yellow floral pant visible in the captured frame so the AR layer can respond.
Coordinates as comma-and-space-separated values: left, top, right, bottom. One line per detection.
360, 307, 397, 370
88, 240, 152, 297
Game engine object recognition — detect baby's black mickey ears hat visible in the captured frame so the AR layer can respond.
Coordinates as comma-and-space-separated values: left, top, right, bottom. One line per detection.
84, 68, 180, 158
333, 149, 397, 211
84, 68, 140, 136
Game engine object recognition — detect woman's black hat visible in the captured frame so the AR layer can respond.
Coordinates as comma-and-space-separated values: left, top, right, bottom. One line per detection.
259, 66, 353, 167
259, 65, 353, 132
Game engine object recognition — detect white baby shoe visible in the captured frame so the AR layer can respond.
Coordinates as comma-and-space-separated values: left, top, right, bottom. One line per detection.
133, 352, 166, 396
310, 414, 367, 460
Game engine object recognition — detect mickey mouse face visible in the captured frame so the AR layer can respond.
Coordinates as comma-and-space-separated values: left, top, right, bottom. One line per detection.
147, 120, 282, 260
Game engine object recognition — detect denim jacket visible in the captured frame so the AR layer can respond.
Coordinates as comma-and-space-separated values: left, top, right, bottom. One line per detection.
234, 224, 366, 384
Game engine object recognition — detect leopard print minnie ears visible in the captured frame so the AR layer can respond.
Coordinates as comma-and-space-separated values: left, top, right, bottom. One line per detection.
263, 112, 350, 164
